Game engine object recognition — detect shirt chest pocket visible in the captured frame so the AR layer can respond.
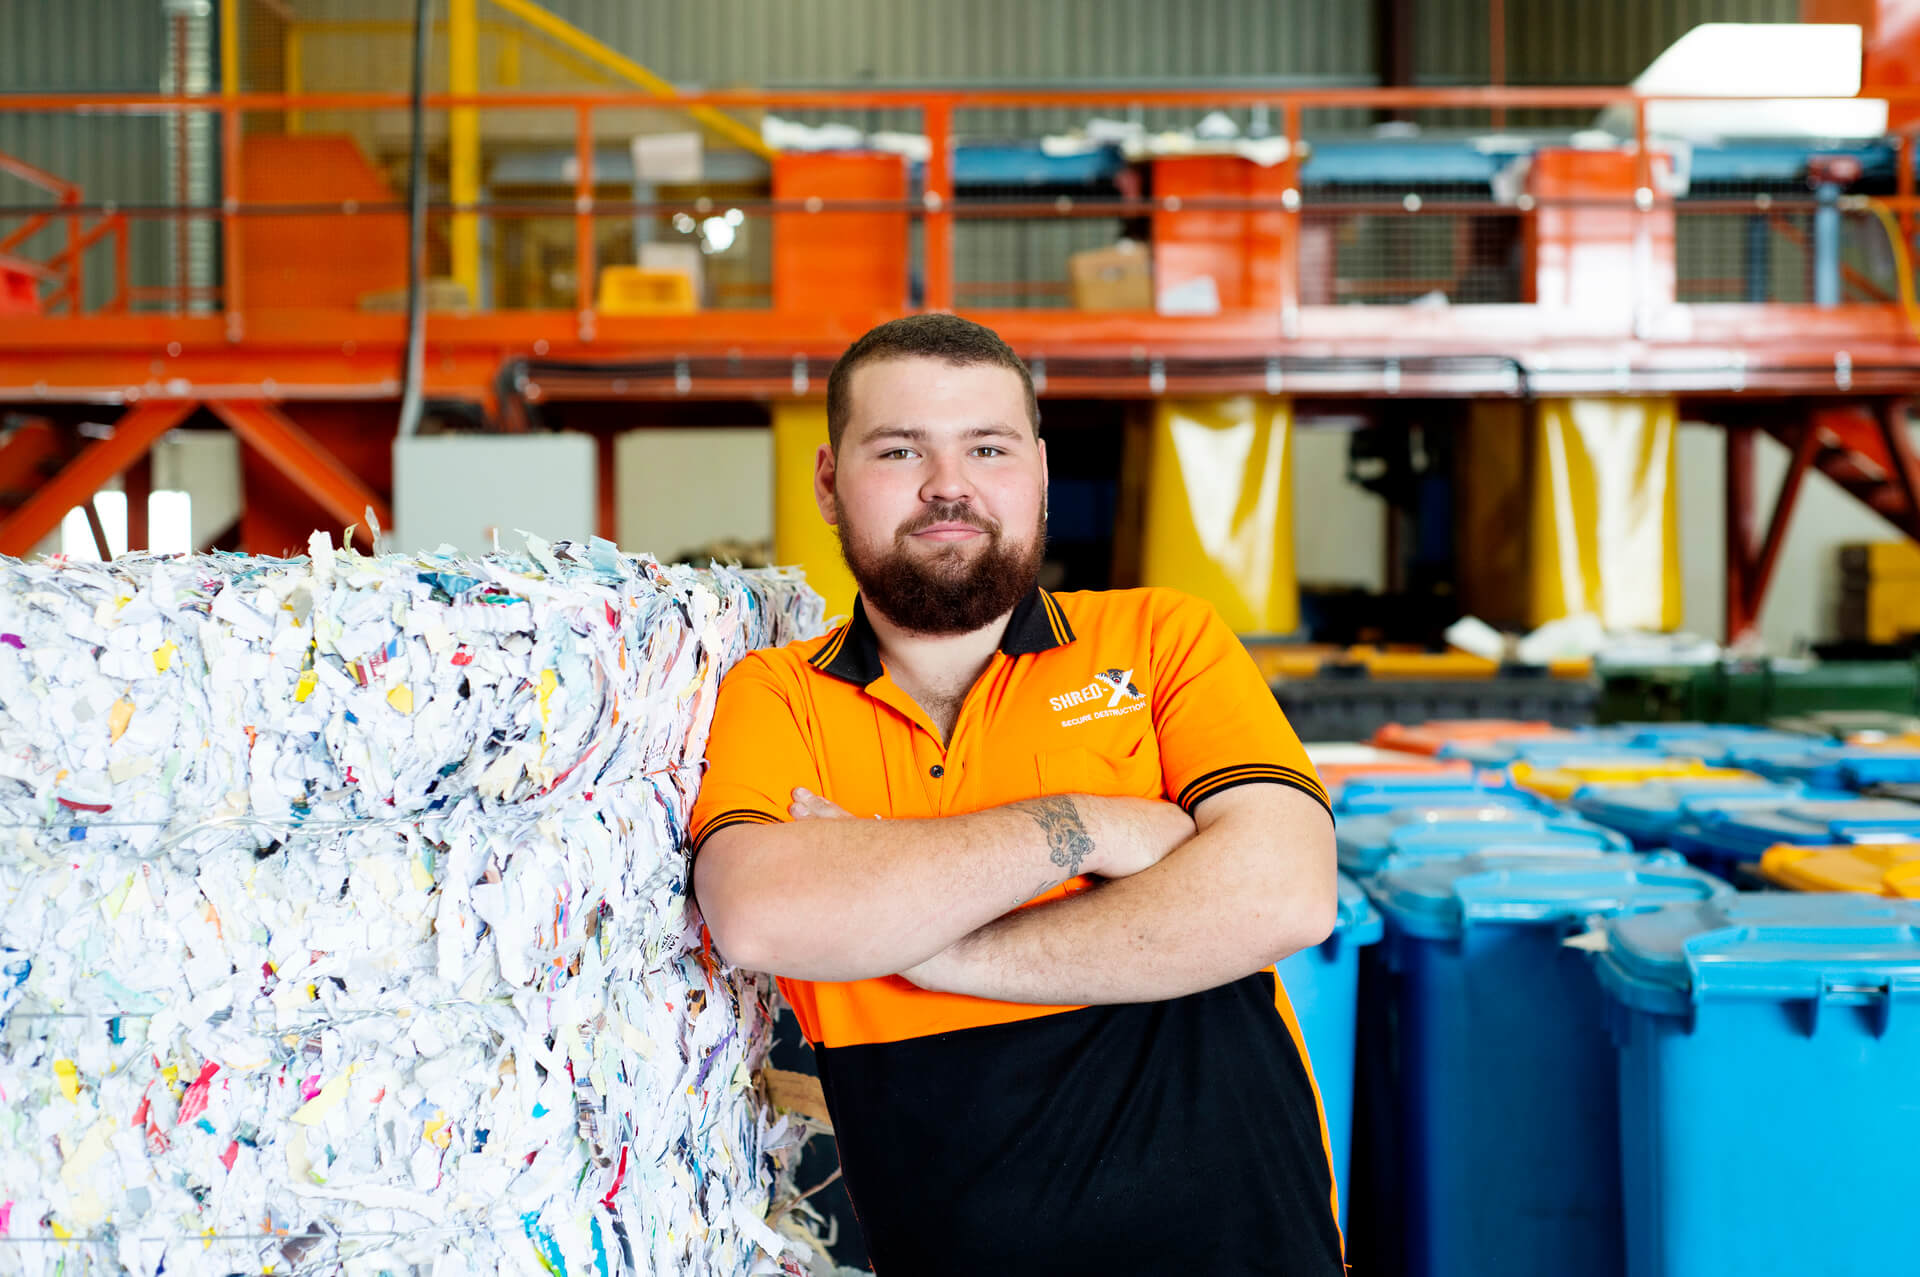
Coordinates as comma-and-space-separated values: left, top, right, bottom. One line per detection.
1035, 735, 1164, 800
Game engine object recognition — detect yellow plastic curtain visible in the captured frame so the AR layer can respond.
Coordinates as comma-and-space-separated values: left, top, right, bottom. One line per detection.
1139, 397, 1298, 634
1528, 397, 1682, 631
770, 402, 857, 622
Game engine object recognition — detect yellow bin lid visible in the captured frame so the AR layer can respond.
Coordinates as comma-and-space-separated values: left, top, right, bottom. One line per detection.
1510, 759, 1748, 803
1759, 843, 1920, 896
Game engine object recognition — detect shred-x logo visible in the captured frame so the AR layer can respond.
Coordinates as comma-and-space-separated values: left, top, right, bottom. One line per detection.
1050, 668, 1145, 714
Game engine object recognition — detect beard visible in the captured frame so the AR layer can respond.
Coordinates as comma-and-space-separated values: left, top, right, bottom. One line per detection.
834, 497, 1047, 636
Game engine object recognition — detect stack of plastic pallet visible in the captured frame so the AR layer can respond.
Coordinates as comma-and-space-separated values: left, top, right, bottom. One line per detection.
0, 538, 823, 1276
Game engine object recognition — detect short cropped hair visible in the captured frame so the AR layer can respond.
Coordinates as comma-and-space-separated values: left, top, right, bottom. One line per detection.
825, 313, 1039, 454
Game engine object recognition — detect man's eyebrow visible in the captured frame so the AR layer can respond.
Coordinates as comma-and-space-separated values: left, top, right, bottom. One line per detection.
859, 426, 929, 445
964, 423, 1026, 440
857, 423, 1027, 445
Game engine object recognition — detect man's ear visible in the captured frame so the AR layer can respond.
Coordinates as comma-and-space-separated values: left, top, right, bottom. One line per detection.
814, 443, 838, 525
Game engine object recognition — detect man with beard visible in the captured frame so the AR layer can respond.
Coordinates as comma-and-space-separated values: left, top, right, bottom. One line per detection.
691, 314, 1342, 1276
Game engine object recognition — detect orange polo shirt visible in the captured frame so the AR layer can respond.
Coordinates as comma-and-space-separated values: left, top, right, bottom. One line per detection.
691, 586, 1343, 1276
687, 587, 1336, 1275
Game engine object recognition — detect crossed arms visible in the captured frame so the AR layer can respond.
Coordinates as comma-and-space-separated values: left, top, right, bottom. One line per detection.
693, 782, 1337, 1005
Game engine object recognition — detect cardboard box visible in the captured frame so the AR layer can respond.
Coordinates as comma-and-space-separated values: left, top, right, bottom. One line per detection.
1069, 240, 1152, 311
356, 278, 472, 313
1842, 540, 1920, 582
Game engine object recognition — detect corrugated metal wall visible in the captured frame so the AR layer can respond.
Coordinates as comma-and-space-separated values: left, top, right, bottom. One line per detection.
0, 0, 170, 309
283, 0, 1376, 90
278, 0, 1810, 92
1416, 0, 1805, 125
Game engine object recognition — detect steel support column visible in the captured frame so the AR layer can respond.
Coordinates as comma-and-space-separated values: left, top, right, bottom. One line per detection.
1724, 418, 1821, 645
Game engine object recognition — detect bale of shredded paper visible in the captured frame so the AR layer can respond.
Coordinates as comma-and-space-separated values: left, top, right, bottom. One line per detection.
0, 536, 825, 1276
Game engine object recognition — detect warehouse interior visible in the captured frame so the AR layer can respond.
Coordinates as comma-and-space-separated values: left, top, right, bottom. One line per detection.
7, 0, 1920, 1274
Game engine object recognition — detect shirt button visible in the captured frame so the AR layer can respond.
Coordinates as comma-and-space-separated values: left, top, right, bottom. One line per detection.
929, 764, 945, 779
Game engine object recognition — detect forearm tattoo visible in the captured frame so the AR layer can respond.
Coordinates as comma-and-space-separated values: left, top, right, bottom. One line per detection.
1021, 796, 1095, 879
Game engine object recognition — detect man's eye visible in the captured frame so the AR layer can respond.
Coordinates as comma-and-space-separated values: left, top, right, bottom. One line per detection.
973, 446, 1005, 457
882, 448, 916, 460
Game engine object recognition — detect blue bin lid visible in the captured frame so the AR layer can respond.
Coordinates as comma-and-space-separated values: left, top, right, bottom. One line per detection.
1838, 751, 1920, 786
1333, 872, 1385, 946
1336, 802, 1558, 868
1598, 892, 1920, 1014
1374, 851, 1728, 941
1340, 818, 1630, 875
1697, 798, 1920, 847
1437, 738, 1665, 765
1621, 723, 1807, 743
1573, 778, 1799, 824
1385, 818, 1628, 852
1734, 746, 1920, 788
1643, 735, 1812, 766
1335, 785, 1557, 816
1333, 770, 1484, 793
1332, 771, 1486, 808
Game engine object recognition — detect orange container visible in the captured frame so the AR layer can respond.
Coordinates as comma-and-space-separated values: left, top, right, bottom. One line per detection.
1372, 720, 1570, 757
1314, 752, 1474, 794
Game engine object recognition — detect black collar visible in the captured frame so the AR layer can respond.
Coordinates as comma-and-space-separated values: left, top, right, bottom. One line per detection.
807, 587, 1076, 686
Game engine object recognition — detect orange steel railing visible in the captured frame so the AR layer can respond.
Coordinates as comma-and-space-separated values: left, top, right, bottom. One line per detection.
3, 84, 1920, 330
0, 147, 135, 315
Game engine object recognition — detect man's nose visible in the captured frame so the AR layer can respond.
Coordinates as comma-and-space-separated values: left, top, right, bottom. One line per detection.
918, 451, 975, 504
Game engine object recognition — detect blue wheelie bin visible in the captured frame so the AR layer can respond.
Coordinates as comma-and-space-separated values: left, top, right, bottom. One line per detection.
1275, 872, 1382, 1232
1372, 852, 1731, 1277
1593, 893, 1920, 1277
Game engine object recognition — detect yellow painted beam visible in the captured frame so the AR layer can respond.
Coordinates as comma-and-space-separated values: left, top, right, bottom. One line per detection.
1139, 396, 1299, 635
220, 0, 239, 98
771, 403, 856, 622
485, 0, 774, 158
448, 0, 482, 305
495, 20, 522, 86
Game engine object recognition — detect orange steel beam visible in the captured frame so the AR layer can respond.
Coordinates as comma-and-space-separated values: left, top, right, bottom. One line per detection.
220, 99, 241, 337
0, 149, 80, 201
1280, 100, 1301, 333
923, 100, 953, 311
109, 215, 129, 313
1766, 214, 1896, 302
0, 212, 54, 257
0, 400, 194, 556
206, 400, 392, 543
39, 214, 126, 273
0, 420, 66, 502
574, 103, 594, 335
124, 449, 151, 552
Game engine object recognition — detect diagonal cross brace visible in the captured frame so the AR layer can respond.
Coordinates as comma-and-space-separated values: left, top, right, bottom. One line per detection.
0, 401, 196, 557
207, 401, 393, 549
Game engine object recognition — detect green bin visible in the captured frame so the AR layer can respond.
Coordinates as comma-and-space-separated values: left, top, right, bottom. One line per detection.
1596, 661, 1919, 726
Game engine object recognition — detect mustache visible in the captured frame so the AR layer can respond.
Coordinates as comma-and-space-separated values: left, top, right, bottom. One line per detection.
897, 503, 1000, 538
